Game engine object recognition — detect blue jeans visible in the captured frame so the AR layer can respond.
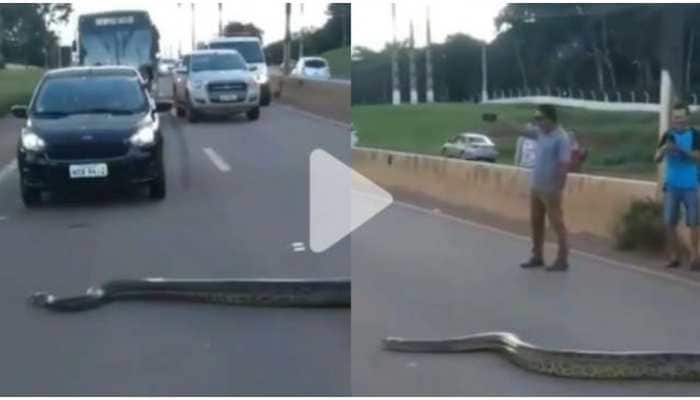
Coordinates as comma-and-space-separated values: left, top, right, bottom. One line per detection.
664, 187, 700, 227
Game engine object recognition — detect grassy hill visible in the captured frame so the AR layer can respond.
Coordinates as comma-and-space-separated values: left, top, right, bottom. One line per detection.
0, 67, 43, 116
321, 46, 350, 79
351, 103, 688, 180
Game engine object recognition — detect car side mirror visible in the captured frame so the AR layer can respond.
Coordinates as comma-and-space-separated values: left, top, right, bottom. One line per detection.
155, 101, 173, 113
10, 105, 28, 119
174, 67, 187, 75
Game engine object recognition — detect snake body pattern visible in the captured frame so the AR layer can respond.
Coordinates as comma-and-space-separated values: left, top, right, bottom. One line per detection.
29, 277, 350, 312
383, 332, 700, 380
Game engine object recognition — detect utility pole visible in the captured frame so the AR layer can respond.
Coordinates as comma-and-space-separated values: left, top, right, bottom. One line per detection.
657, 5, 687, 194
0, 11, 5, 68
481, 44, 488, 102
190, 2, 195, 52
283, 3, 292, 75
177, 3, 182, 57
425, 6, 434, 103
56, 42, 61, 68
409, 20, 417, 104
218, 2, 223, 36
299, 3, 304, 60
391, 3, 400, 105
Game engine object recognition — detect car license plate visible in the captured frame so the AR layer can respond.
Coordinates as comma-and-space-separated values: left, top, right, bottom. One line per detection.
69, 163, 108, 179
219, 94, 238, 102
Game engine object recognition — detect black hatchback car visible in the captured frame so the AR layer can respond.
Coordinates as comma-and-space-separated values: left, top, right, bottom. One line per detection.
11, 67, 172, 206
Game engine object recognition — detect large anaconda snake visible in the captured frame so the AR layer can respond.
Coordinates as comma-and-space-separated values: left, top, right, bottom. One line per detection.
383, 332, 700, 380
29, 277, 350, 311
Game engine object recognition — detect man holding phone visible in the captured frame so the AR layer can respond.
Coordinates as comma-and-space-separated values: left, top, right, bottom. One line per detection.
655, 102, 700, 270
519, 105, 571, 271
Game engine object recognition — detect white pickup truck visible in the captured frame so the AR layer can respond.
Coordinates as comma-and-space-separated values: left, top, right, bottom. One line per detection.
172, 49, 261, 122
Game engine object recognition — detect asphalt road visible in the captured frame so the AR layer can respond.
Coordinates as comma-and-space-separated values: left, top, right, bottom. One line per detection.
352, 202, 700, 395
0, 79, 350, 394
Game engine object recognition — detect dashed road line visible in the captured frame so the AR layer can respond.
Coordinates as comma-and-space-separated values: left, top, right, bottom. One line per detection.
291, 241, 307, 253
202, 147, 231, 173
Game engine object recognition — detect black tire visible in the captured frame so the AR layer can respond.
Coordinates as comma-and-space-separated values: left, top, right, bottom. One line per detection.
260, 84, 271, 106
20, 181, 41, 207
246, 107, 260, 121
440, 148, 447, 157
459, 151, 465, 159
186, 105, 199, 123
149, 175, 166, 200
185, 92, 199, 123
175, 104, 185, 118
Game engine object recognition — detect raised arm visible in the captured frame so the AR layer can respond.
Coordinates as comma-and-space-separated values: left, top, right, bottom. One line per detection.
655, 133, 669, 164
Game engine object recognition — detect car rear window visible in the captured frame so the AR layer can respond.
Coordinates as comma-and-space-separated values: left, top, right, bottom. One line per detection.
304, 59, 327, 68
33, 76, 147, 116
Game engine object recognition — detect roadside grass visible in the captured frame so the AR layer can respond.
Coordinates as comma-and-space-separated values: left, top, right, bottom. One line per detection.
321, 46, 350, 79
0, 68, 43, 116
351, 103, 700, 180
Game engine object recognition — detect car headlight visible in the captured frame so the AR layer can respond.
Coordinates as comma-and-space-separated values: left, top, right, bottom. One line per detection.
21, 128, 46, 152
190, 80, 204, 90
129, 126, 156, 147
255, 73, 268, 84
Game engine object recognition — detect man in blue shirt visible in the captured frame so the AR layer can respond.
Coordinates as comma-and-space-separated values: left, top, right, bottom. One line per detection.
655, 102, 700, 270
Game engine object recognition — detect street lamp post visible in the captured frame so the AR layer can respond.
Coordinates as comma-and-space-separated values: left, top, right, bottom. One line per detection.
481, 44, 488, 102
218, 3, 223, 36
299, 3, 304, 60
190, 3, 195, 52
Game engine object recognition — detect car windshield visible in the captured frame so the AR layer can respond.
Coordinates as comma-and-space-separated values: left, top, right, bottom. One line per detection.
304, 59, 327, 68
466, 136, 491, 145
208, 41, 264, 63
32, 75, 148, 116
190, 53, 246, 72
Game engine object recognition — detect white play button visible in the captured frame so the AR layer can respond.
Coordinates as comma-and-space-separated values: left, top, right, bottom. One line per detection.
309, 149, 393, 253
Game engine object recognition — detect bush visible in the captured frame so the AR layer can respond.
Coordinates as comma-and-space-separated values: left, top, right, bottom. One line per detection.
613, 198, 665, 252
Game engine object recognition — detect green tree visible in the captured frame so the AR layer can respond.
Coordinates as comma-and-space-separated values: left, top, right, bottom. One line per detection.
223, 21, 264, 39
0, 3, 72, 68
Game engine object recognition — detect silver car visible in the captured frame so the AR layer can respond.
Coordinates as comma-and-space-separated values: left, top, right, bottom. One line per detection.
172, 49, 260, 122
441, 133, 498, 162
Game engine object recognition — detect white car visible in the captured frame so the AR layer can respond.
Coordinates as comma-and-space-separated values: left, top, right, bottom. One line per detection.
292, 57, 331, 80
172, 49, 260, 122
158, 58, 176, 76
441, 133, 498, 162
208, 36, 270, 106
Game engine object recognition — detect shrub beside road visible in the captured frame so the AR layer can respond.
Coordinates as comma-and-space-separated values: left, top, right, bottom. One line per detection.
321, 46, 350, 80
352, 103, 700, 180
0, 67, 42, 116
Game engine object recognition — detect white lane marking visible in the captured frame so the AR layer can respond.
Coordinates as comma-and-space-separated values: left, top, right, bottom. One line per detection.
291, 241, 307, 252
0, 160, 18, 183
391, 200, 700, 290
202, 147, 231, 173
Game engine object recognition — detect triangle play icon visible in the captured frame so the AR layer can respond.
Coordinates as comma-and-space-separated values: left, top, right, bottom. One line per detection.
309, 149, 393, 253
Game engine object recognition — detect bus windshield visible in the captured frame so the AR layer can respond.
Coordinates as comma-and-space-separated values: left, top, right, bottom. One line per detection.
79, 13, 155, 70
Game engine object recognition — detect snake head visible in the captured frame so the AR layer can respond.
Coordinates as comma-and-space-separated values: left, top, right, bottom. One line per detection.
28, 292, 54, 308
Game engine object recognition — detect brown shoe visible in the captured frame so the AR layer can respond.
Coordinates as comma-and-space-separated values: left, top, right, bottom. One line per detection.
665, 260, 681, 269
